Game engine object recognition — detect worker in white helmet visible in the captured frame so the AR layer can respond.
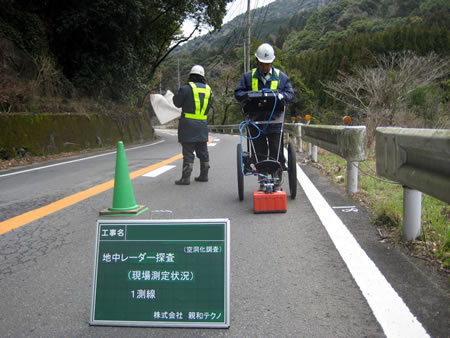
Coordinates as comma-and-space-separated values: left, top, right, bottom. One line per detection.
234, 43, 294, 168
172, 65, 213, 185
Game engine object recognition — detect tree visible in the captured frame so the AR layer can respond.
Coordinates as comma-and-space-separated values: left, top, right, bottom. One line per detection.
207, 62, 241, 125
322, 51, 448, 144
9, 0, 232, 102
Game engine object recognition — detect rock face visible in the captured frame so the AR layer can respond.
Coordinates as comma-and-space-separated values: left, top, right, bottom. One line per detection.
0, 113, 156, 160
0, 38, 156, 161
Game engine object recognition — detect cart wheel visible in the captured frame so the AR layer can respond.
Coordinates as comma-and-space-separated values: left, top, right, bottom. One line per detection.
287, 142, 297, 199
237, 144, 244, 201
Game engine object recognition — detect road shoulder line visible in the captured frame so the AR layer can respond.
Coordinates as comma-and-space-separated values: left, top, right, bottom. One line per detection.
296, 163, 429, 338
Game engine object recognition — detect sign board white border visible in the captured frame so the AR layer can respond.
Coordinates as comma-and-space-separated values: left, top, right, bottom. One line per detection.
90, 218, 230, 328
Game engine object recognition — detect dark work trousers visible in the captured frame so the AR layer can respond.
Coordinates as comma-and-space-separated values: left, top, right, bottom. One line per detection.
248, 125, 285, 166
182, 142, 209, 163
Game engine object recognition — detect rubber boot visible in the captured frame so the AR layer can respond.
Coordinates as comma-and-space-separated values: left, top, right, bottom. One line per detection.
175, 161, 193, 185
195, 161, 210, 182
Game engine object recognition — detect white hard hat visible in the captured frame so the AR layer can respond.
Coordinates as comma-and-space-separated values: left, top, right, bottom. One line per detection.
189, 65, 205, 77
255, 43, 275, 63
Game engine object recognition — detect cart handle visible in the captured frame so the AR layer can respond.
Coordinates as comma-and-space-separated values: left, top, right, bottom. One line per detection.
239, 89, 279, 140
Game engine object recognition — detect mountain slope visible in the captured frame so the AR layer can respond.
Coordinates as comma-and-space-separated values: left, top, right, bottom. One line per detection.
174, 0, 338, 55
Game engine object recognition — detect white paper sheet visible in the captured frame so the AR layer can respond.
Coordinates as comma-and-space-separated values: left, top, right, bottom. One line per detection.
150, 90, 182, 124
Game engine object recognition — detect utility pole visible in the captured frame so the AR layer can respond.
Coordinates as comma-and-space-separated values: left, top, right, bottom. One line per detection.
177, 59, 180, 89
245, 0, 251, 72
243, 44, 246, 73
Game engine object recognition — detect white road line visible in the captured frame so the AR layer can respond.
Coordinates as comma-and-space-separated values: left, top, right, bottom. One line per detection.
332, 206, 357, 209
142, 165, 175, 177
208, 143, 217, 147
296, 163, 429, 337
0, 140, 165, 178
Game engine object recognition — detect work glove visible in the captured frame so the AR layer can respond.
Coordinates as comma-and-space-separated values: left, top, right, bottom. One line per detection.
278, 93, 284, 101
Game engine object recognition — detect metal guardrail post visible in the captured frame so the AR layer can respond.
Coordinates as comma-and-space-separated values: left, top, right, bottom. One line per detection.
312, 145, 318, 162
376, 127, 450, 240
403, 187, 422, 240
347, 162, 359, 194
284, 123, 303, 153
302, 125, 367, 194
296, 124, 303, 153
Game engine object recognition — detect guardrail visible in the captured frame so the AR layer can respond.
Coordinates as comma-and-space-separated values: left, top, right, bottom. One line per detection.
209, 123, 448, 240
209, 123, 302, 139
208, 123, 303, 148
209, 122, 368, 194
284, 123, 302, 152
296, 124, 368, 194
208, 125, 239, 135
376, 127, 450, 240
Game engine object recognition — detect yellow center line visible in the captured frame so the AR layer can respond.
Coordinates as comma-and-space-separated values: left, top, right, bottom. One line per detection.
0, 153, 183, 236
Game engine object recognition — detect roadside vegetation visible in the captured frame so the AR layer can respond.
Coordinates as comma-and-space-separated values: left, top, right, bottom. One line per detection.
1, 0, 448, 130
312, 150, 449, 273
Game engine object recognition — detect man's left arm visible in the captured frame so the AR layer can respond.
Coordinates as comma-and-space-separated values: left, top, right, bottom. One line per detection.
278, 72, 295, 104
173, 85, 187, 108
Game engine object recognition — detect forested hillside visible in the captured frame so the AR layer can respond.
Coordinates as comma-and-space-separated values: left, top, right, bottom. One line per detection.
163, 0, 449, 138
0, 0, 232, 112
1, 0, 448, 137
175, 0, 338, 54
283, 0, 449, 132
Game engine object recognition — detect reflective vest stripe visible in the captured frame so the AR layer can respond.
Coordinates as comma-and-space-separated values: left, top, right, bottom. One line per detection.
251, 68, 280, 91
184, 82, 211, 120
271, 69, 279, 90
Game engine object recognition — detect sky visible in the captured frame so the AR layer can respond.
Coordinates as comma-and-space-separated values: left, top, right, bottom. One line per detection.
182, 0, 276, 37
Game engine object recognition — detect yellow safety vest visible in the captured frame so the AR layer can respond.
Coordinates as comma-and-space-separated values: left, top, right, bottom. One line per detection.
251, 68, 280, 91
184, 82, 211, 120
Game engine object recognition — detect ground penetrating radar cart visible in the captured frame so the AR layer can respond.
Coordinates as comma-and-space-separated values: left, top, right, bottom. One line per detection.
236, 89, 297, 213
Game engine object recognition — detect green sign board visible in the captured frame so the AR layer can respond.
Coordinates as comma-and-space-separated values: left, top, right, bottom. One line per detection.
90, 219, 230, 328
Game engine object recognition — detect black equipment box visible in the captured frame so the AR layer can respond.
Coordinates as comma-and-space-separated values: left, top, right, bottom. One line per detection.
242, 91, 284, 121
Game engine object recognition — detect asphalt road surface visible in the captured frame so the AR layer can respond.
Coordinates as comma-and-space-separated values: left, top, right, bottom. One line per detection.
0, 129, 448, 337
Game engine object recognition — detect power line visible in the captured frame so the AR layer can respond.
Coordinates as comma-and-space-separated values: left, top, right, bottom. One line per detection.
225, 0, 244, 23
253, 2, 271, 40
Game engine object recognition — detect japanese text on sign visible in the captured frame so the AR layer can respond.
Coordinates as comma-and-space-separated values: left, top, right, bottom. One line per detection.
91, 220, 230, 328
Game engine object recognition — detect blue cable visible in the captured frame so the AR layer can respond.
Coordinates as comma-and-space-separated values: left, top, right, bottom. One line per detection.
240, 89, 278, 139
239, 89, 279, 177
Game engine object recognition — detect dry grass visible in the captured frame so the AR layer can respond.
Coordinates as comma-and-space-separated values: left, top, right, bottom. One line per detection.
312, 148, 449, 274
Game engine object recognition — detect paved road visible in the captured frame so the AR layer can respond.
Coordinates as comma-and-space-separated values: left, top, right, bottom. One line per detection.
0, 129, 448, 337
